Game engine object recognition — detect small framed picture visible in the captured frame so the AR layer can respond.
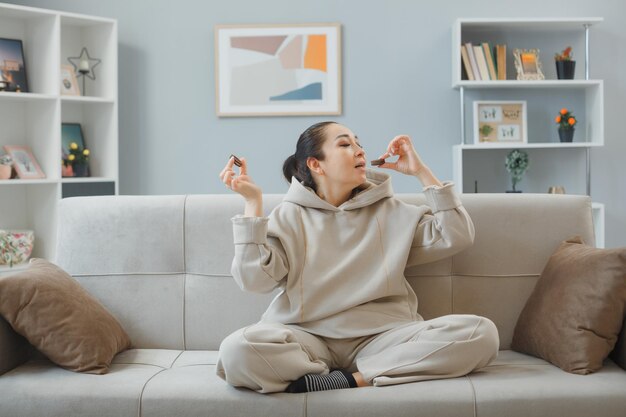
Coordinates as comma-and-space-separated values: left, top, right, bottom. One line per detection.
60, 64, 80, 96
513, 48, 545, 81
215, 23, 342, 117
473, 101, 528, 144
0, 38, 29, 92
2, 145, 45, 179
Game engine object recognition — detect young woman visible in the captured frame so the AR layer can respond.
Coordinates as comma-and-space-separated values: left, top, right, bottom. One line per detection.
216, 121, 499, 394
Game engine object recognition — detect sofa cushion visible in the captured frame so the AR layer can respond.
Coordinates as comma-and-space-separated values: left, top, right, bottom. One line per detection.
511, 237, 626, 374
0, 259, 131, 374
0, 360, 163, 417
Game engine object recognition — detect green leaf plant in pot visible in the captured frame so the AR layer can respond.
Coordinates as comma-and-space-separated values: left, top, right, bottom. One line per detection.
555, 46, 575, 79
555, 107, 577, 143
505, 149, 529, 193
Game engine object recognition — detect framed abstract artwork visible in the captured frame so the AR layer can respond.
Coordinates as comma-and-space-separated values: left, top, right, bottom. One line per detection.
215, 23, 342, 117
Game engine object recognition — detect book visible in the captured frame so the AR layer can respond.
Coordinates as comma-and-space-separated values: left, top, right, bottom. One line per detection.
473, 45, 491, 80
464, 42, 481, 81
482, 42, 497, 80
460, 44, 475, 80
496, 44, 507, 80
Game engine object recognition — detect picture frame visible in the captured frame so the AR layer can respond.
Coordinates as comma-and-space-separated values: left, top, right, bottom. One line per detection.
0, 38, 29, 92
61, 123, 89, 177
215, 23, 342, 117
2, 145, 45, 179
513, 48, 545, 81
60, 64, 80, 96
473, 101, 528, 144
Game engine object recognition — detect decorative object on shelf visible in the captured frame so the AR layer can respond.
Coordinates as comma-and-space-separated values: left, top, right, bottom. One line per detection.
473, 101, 528, 144
555, 46, 576, 80
215, 23, 342, 117
548, 186, 566, 194
0, 38, 29, 92
2, 145, 45, 179
0, 154, 12, 180
513, 48, 545, 81
555, 107, 577, 142
60, 64, 81, 96
67, 47, 101, 96
505, 149, 529, 193
61, 123, 90, 177
0, 229, 34, 267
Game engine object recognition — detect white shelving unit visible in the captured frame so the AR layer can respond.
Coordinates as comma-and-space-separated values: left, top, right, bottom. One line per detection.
0, 2, 118, 272
451, 17, 605, 247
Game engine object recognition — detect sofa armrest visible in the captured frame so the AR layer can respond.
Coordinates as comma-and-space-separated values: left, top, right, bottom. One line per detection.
0, 317, 29, 376
610, 316, 626, 371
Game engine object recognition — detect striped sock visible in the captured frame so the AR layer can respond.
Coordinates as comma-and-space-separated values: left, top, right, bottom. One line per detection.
285, 369, 358, 393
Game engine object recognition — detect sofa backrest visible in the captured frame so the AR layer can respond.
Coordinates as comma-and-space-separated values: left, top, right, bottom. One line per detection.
56, 193, 595, 350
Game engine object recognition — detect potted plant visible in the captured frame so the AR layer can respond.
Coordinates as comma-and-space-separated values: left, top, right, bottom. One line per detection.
63, 142, 90, 177
505, 149, 529, 193
555, 46, 575, 79
0, 154, 12, 180
555, 108, 577, 142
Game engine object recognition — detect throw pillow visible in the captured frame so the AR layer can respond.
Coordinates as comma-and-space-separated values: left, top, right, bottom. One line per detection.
0, 258, 131, 374
511, 236, 626, 374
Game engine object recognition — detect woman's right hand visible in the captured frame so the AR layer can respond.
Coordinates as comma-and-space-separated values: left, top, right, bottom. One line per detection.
219, 156, 262, 202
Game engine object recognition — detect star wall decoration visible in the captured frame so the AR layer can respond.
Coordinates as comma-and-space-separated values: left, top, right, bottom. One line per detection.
68, 47, 101, 81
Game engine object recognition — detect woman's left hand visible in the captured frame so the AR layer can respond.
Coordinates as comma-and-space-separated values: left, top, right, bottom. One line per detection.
376, 135, 427, 177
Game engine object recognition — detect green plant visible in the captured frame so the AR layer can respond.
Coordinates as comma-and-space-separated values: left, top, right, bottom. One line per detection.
63, 142, 90, 167
479, 124, 494, 138
505, 149, 529, 192
555, 108, 577, 130
555, 46, 573, 61
0, 154, 12, 165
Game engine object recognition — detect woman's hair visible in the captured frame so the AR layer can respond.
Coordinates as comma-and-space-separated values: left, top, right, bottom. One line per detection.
282, 121, 336, 191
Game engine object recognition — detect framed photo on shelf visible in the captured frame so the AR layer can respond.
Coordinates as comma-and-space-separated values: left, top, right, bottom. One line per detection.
61, 123, 90, 176
215, 23, 341, 117
2, 145, 45, 179
473, 101, 528, 145
513, 48, 545, 81
60, 64, 80, 96
0, 38, 29, 92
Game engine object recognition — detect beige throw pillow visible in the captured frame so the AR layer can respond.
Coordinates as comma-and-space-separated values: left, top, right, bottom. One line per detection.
0, 258, 131, 374
512, 237, 626, 374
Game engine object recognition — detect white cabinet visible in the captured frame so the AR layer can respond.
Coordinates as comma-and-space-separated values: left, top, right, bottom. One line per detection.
452, 18, 605, 247
0, 2, 118, 271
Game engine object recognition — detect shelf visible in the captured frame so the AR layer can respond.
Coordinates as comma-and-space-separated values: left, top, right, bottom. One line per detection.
61, 96, 115, 104
457, 17, 603, 31
61, 177, 116, 183
0, 263, 30, 275
455, 142, 602, 150
453, 80, 602, 90
0, 179, 57, 185
0, 92, 58, 102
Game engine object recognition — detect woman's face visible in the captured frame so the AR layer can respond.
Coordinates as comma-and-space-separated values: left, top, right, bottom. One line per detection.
314, 123, 367, 188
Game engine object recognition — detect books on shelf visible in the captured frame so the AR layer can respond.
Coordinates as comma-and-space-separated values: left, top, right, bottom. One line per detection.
460, 42, 507, 81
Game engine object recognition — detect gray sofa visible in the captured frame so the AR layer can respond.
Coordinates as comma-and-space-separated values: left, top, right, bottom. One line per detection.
1, 193, 625, 417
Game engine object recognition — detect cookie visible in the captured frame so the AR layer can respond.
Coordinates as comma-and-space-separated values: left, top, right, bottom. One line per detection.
370, 158, 385, 166
230, 154, 242, 167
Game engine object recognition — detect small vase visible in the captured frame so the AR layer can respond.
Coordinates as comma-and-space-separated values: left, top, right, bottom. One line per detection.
556, 60, 576, 80
0, 164, 10, 180
558, 128, 575, 143
73, 163, 89, 177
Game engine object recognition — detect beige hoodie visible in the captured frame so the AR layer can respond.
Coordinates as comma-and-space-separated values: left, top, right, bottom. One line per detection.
231, 170, 474, 338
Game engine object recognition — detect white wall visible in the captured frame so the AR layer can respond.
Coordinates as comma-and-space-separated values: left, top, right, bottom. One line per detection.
7, 0, 626, 248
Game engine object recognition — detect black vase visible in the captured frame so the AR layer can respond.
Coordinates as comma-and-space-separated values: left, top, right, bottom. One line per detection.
73, 163, 89, 177
558, 128, 575, 143
556, 60, 576, 79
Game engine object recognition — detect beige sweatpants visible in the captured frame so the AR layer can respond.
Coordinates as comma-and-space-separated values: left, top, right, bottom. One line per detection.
216, 314, 499, 394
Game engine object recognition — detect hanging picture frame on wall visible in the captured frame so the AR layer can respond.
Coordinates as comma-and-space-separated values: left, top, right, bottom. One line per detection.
215, 23, 342, 117
473, 101, 528, 144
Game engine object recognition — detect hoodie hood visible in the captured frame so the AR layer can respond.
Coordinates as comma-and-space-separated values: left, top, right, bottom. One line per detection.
283, 169, 394, 211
